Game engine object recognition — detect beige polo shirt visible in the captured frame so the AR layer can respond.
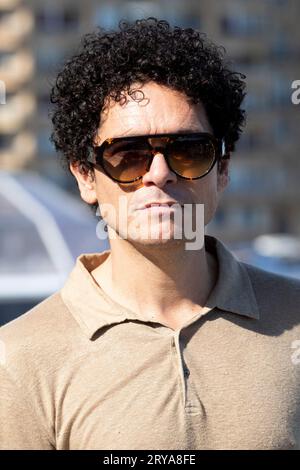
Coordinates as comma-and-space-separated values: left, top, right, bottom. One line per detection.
1, 235, 300, 450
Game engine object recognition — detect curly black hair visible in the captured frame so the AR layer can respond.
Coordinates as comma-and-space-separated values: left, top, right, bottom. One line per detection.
50, 17, 246, 209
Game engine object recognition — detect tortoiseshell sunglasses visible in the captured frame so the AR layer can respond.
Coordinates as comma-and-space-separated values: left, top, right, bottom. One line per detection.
87, 132, 229, 184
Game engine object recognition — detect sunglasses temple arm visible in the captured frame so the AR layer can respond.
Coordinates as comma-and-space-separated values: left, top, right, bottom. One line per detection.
87, 148, 96, 165
220, 138, 231, 159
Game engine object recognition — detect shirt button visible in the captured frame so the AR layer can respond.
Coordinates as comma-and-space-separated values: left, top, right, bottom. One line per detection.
171, 337, 175, 347
183, 366, 190, 378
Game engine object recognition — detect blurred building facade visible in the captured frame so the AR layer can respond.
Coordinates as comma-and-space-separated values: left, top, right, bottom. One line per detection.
0, 0, 36, 169
0, 0, 299, 243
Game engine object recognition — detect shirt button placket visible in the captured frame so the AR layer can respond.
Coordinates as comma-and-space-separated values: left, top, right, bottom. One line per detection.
171, 332, 190, 409
171, 332, 203, 416
183, 366, 190, 379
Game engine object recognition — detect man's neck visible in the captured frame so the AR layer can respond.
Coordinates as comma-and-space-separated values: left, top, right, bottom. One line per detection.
91, 236, 218, 331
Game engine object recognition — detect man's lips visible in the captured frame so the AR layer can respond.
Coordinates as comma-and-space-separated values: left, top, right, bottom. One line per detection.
137, 201, 182, 210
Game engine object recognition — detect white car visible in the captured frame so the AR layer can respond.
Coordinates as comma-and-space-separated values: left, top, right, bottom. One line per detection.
0, 170, 109, 326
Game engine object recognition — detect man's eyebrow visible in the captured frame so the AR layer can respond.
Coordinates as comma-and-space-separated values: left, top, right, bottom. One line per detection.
175, 128, 204, 133
100, 129, 205, 143
117, 129, 204, 138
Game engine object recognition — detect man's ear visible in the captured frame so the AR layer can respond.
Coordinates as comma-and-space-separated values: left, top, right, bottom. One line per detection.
217, 157, 230, 193
69, 162, 98, 204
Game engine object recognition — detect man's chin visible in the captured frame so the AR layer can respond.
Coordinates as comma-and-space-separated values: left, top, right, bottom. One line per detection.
126, 233, 185, 248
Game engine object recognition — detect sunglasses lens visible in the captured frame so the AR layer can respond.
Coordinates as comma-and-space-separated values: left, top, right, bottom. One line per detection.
103, 140, 150, 182
101, 135, 216, 182
168, 138, 215, 178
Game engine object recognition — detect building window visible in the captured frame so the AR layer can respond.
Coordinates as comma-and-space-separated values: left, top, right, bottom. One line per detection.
37, 130, 56, 156
221, 13, 266, 36
93, 3, 122, 29
0, 134, 12, 149
37, 92, 53, 115
35, 47, 67, 74
35, 6, 79, 33
270, 76, 292, 107
93, 2, 200, 29
228, 166, 286, 195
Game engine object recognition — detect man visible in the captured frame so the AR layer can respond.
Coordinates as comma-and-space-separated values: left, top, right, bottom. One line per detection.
1, 18, 300, 450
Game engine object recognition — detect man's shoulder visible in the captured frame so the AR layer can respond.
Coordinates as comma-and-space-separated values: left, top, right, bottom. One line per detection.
242, 260, 300, 290
242, 261, 300, 320
1, 290, 69, 338
0, 290, 82, 374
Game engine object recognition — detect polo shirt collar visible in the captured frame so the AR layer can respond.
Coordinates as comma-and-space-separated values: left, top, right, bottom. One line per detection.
60, 235, 260, 339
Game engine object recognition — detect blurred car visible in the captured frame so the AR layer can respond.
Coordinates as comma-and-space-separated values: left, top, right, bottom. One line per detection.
0, 170, 109, 326
230, 233, 300, 280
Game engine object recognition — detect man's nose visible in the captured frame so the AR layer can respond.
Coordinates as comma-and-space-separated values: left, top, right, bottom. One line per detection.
141, 151, 177, 187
